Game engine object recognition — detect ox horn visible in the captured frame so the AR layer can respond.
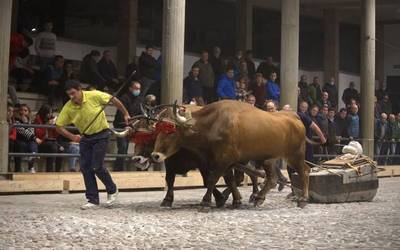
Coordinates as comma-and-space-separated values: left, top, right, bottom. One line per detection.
173, 100, 189, 124
111, 127, 132, 138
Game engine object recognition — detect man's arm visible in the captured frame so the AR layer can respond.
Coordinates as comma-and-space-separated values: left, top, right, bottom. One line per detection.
56, 126, 81, 143
110, 97, 131, 124
310, 121, 327, 144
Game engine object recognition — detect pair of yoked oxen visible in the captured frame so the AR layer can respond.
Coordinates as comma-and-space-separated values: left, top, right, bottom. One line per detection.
113, 100, 312, 210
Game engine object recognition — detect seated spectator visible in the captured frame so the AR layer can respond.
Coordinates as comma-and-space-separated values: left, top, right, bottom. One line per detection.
323, 77, 338, 108
15, 104, 39, 173
264, 100, 277, 112
298, 75, 309, 103
183, 66, 204, 105
80, 50, 106, 90
245, 94, 256, 107
298, 101, 309, 114
250, 73, 266, 108
217, 68, 236, 100
380, 94, 392, 115
8, 85, 20, 107
7, 103, 21, 172
266, 72, 280, 102
33, 105, 60, 172
57, 127, 80, 172
319, 91, 331, 108
60, 61, 78, 103
342, 81, 359, 106
34, 20, 57, 71
126, 56, 140, 80
346, 104, 360, 139
308, 76, 322, 106
97, 50, 120, 91
375, 113, 390, 165
236, 76, 250, 102
335, 108, 349, 140
44, 55, 64, 107
139, 45, 158, 96
113, 81, 144, 171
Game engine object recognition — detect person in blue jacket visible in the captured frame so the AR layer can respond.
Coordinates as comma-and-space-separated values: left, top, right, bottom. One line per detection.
217, 68, 236, 100
266, 72, 280, 102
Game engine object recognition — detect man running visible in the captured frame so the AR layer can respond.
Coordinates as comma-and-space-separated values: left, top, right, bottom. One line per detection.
56, 80, 131, 209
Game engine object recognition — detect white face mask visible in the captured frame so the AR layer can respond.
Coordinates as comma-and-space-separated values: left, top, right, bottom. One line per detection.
330, 81, 335, 85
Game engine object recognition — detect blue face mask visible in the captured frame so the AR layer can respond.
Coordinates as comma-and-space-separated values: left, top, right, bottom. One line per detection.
132, 90, 140, 96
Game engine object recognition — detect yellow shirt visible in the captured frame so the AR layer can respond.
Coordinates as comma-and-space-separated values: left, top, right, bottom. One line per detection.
56, 90, 112, 135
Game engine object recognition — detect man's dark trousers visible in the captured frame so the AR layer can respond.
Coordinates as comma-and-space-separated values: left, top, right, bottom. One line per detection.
80, 130, 117, 204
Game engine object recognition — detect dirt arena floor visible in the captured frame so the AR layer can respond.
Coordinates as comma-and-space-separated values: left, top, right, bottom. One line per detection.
0, 177, 399, 249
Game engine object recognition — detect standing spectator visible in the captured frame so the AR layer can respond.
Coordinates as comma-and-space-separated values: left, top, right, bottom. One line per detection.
7, 103, 21, 172
346, 98, 359, 114
97, 50, 119, 91
245, 50, 256, 80
230, 50, 243, 74
139, 45, 158, 96
44, 55, 64, 106
217, 68, 236, 100
183, 66, 204, 105
308, 76, 322, 106
375, 81, 387, 102
193, 50, 215, 103
375, 113, 390, 165
256, 56, 279, 81
265, 100, 277, 112
388, 114, 400, 164
335, 108, 349, 139
80, 50, 106, 90
319, 92, 331, 108
33, 105, 60, 172
374, 96, 382, 120
236, 76, 250, 102
342, 81, 359, 106
266, 72, 280, 102
238, 61, 249, 79
326, 108, 337, 155
323, 77, 338, 108
380, 94, 393, 115
209, 46, 225, 82
250, 73, 266, 108
113, 81, 144, 171
298, 101, 309, 114
34, 21, 57, 70
346, 104, 360, 139
15, 104, 39, 173
298, 75, 309, 102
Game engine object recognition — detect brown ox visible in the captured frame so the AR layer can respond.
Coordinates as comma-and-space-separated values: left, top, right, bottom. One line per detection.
151, 100, 310, 208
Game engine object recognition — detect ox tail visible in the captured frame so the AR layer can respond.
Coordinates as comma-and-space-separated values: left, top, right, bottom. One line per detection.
305, 137, 322, 146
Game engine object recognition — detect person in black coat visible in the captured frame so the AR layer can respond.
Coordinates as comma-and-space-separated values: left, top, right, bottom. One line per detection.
342, 81, 359, 106
80, 50, 106, 90
139, 45, 158, 96
113, 81, 144, 171
183, 65, 205, 105
97, 50, 119, 91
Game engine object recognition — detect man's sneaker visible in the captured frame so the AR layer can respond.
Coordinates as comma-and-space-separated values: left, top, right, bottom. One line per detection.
80, 202, 99, 210
105, 190, 119, 207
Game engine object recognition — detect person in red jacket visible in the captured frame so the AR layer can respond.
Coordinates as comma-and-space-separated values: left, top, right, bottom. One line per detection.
7, 103, 22, 172
34, 104, 60, 172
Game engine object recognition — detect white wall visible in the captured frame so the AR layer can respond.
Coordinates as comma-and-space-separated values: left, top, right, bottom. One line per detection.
384, 24, 400, 80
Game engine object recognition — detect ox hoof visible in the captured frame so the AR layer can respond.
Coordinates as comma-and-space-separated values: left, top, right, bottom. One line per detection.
297, 200, 308, 209
232, 200, 242, 209
160, 199, 173, 208
253, 197, 265, 207
248, 193, 257, 204
215, 196, 228, 208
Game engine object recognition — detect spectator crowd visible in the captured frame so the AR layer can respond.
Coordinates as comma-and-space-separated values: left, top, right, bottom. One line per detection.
6, 22, 400, 172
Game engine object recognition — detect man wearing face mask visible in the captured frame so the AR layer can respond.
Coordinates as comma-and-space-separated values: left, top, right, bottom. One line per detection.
113, 81, 144, 171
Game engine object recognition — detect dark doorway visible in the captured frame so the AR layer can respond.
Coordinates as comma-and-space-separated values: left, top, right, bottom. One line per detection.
387, 75, 400, 113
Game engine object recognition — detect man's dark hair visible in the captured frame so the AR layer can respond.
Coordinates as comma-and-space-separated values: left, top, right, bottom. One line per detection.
65, 80, 81, 91
145, 45, 153, 50
90, 50, 101, 57
339, 108, 347, 113
328, 107, 336, 112
54, 55, 64, 62
226, 67, 234, 72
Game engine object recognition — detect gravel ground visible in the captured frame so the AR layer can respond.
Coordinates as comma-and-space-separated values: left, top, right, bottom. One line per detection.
0, 177, 399, 249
